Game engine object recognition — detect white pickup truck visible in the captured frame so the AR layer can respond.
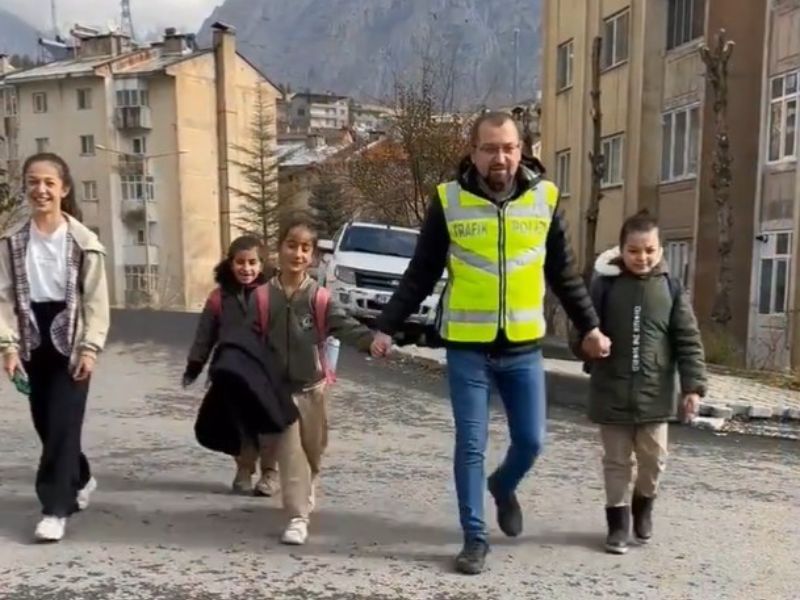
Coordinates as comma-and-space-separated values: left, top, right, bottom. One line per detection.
319, 221, 445, 343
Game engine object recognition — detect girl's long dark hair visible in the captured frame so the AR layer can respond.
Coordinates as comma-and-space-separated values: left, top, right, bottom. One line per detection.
22, 152, 83, 222
213, 235, 267, 288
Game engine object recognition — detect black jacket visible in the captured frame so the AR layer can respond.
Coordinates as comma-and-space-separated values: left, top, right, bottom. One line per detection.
194, 325, 298, 456
375, 156, 599, 352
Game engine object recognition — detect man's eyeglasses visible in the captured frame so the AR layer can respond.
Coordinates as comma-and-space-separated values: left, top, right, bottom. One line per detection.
476, 143, 520, 156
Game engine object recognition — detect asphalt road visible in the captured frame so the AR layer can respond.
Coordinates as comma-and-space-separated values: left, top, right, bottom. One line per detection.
0, 311, 797, 600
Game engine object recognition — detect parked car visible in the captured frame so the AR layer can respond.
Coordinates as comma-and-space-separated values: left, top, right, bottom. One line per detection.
323, 221, 445, 344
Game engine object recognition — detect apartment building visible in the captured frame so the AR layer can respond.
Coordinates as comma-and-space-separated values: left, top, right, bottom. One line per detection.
541, 0, 767, 364
1, 25, 279, 311
0, 56, 19, 193
284, 91, 350, 132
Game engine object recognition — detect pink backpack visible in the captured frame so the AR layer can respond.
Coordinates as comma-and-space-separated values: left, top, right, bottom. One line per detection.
206, 284, 335, 384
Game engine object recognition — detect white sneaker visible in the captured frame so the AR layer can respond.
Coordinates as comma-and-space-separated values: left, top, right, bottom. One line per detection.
77, 477, 97, 511
34, 516, 66, 542
280, 518, 309, 545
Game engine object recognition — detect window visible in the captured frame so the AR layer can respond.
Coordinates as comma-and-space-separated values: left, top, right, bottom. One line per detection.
124, 265, 158, 292
661, 105, 700, 181
1, 88, 17, 116
77, 88, 92, 110
35, 137, 50, 153
80, 135, 95, 156
136, 229, 146, 245
601, 10, 630, 70
557, 40, 574, 91
767, 70, 799, 163
667, 0, 706, 50
82, 180, 98, 202
601, 134, 624, 187
339, 225, 419, 259
555, 149, 571, 195
297, 108, 306, 116
121, 175, 155, 201
32, 92, 47, 113
115, 88, 149, 107
665, 241, 691, 287
132, 137, 147, 155
758, 232, 792, 315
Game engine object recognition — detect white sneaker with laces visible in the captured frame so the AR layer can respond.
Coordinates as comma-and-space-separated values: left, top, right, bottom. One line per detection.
280, 518, 309, 545
77, 477, 97, 511
34, 516, 66, 542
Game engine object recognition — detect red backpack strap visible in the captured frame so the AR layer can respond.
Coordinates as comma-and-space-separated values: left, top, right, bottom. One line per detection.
254, 284, 271, 336
207, 288, 222, 319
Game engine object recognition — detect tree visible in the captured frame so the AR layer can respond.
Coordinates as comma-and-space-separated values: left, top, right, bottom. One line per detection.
699, 30, 735, 327
308, 164, 351, 238
230, 84, 280, 251
584, 36, 606, 283
0, 165, 25, 235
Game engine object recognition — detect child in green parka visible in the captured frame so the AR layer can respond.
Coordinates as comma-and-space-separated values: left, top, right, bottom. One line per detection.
584, 211, 707, 555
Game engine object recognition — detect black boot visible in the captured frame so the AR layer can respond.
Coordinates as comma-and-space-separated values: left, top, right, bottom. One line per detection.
632, 494, 655, 543
455, 539, 490, 575
487, 471, 522, 537
604, 506, 630, 555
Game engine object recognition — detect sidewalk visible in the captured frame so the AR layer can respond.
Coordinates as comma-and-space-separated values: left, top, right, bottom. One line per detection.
394, 344, 800, 434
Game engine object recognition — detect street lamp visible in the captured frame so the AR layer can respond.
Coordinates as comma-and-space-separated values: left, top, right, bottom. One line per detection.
95, 144, 188, 302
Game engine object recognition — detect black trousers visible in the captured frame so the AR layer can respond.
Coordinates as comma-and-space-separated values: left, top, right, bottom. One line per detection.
24, 302, 92, 517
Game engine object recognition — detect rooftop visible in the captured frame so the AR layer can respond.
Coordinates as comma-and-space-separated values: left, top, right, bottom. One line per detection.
277, 140, 349, 168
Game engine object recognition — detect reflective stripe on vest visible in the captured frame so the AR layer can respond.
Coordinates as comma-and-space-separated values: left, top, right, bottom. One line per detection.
438, 178, 558, 343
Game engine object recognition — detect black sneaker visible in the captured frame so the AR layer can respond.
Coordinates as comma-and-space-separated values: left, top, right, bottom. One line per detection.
632, 494, 654, 543
455, 539, 489, 575
604, 506, 630, 555
487, 471, 522, 537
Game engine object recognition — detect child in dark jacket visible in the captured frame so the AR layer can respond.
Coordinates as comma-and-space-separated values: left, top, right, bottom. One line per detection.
267, 215, 373, 546
183, 235, 280, 497
586, 211, 707, 555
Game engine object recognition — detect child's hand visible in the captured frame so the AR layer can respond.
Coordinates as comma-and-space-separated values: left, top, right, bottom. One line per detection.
681, 393, 700, 423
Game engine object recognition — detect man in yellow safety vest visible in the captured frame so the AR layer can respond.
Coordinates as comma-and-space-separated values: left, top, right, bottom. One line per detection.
371, 111, 610, 575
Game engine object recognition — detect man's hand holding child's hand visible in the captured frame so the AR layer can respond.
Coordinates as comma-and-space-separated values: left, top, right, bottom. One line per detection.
681, 393, 700, 423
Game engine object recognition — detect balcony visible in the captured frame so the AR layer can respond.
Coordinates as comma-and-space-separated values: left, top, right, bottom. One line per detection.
121, 198, 158, 223
115, 105, 152, 130
118, 154, 145, 176
123, 244, 159, 265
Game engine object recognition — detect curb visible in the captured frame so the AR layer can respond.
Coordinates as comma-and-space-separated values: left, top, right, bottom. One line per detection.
393, 348, 800, 436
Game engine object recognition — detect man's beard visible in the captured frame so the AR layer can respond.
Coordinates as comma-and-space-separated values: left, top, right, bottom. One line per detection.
486, 169, 513, 192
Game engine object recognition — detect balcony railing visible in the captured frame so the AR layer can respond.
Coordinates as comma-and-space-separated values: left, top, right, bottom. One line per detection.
115, 105, 152, 130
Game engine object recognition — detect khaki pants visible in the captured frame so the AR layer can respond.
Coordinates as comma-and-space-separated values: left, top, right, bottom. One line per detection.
236, 434, 280, 476
600, 423, 668, 507
277, 384, 328, 521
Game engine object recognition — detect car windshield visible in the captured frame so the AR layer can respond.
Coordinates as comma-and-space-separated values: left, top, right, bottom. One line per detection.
339, 226, 418, 259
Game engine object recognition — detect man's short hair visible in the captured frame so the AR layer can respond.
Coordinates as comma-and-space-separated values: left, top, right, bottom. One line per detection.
469, 111, 522, 147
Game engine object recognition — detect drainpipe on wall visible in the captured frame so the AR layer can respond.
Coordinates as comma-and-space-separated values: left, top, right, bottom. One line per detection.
212, 21, 236, 252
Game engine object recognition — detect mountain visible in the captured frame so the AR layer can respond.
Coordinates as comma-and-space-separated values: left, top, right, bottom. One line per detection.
199, 0, 541, 108
0, 7, 39, 58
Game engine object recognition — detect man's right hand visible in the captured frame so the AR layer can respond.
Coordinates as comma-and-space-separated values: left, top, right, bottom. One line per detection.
580, 328, 611, 360
370, 332, 393, 358
3, 351, 19, 379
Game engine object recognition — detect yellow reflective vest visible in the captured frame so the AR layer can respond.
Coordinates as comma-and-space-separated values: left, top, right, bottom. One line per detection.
437, 178, 559, 343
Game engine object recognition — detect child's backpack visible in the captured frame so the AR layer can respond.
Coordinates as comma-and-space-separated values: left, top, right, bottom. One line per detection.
206, 284, 336, 384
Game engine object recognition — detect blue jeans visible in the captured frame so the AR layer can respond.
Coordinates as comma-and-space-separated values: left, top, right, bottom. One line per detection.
446, 348, 547, 542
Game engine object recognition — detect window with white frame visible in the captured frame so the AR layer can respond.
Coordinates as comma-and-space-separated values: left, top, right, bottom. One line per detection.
767, 70, 798, 163
132, 137, 147, 155
601, 134, 624, 187
601, 10, 630, 71
121, 175, 154, 201
1, 88, 17, 116
77, 88, 92, 110
80, 134, 95, 156
35, 137, 49, 153
758, 232, 792, 315
557, 40, 574, 91
661, 105, 700, 181
667, 0, 706, 50
115, 87, 149, 108
82, 180, 98, 202
32, 92, 47, 113
665, 240, 691, 287
555, 149, 571, 196
124, 265, 158, 291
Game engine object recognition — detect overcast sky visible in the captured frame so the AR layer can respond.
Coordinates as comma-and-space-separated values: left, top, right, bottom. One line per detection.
3, 0, 221, 35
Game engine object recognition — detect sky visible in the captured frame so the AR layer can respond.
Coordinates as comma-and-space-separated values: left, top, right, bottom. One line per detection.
2, 0, 221, 36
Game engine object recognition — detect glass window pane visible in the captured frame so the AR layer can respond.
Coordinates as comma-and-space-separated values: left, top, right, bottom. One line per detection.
692, 0, 706, 40
617, 13, 629, 63
786, 73, 798, 95
786, 99, 797, 158
602, 21, 614, 68
771, 77, 784, 100
662, 114, 673, 180
777, 233, 790, 255
674, 110, 687, 176
769, 102, 783, 161
688, 106, 700, 175
759, 259, 773, 314
775, 259, 788, 314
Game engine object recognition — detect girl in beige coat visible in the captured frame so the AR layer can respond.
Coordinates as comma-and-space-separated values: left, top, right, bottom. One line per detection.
0, 153, 110, 543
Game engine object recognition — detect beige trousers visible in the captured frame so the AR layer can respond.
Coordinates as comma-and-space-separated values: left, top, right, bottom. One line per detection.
600, 423, 669, 507
277, 384, 328, 521
235, 434, 280, 476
